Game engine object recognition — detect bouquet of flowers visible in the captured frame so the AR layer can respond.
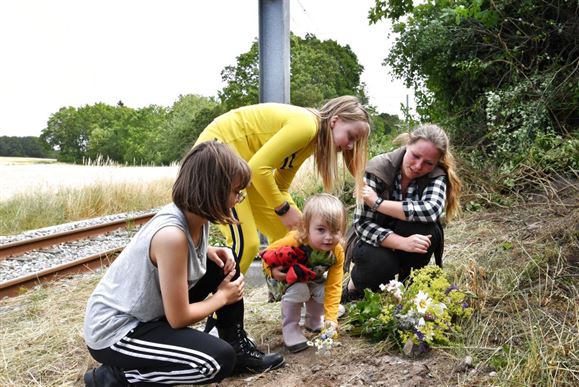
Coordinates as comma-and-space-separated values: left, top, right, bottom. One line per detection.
347, 266, 473, 354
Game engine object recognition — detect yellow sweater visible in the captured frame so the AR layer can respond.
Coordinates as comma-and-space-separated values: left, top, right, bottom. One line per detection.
264, 231, 344, 323
196, 103, 319, 209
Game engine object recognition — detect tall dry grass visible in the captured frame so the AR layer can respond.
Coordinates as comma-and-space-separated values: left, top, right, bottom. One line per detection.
289, 156, 357, 211
0, 178, 174, 235
443, 202, 578, 386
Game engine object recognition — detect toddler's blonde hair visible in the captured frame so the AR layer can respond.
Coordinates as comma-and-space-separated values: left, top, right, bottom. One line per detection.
297, 193, 347, 245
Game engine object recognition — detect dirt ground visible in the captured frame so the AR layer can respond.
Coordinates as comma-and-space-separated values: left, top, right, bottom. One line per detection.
217, 336, 466, 387
198, 281, 492, 387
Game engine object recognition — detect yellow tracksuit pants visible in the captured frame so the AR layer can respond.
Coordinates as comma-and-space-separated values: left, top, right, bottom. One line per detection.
222, 184, 298, 274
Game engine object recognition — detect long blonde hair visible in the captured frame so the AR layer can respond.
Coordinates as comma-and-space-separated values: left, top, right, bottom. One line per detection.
312, 96, 371, 202
394, 124, 462, 221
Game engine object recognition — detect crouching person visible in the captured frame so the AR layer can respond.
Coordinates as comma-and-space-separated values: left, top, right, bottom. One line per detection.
261, 194, 346, 353
83, 141, 284, 386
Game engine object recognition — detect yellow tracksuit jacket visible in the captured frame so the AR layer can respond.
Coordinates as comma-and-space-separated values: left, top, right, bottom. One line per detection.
195, 103, 319, 273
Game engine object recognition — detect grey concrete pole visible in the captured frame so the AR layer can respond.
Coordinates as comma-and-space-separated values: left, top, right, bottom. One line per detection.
258, 0, 290, 104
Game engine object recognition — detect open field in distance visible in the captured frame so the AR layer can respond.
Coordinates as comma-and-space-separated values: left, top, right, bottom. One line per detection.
0, 157, 57, 165
0, 157, 178, 202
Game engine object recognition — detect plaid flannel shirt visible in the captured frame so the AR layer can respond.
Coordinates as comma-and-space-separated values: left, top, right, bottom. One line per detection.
354, 172, 447, 247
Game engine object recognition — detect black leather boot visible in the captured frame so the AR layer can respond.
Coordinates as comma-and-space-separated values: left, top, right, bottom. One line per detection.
84, 364, 128, 387
218, 323, 285, 374
340, 281, 364, 303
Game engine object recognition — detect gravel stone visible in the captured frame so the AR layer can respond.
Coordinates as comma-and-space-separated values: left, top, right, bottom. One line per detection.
0, 210, 157, 283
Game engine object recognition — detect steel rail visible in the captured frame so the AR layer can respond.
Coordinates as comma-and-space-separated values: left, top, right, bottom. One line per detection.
0, 212, 155, 259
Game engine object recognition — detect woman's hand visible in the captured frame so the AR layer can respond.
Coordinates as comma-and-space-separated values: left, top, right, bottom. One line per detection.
216, 270, 245, 305
362, 184, 378, 208
278, 205, 302, 231
271, 266, 288, 282
401, 234, 432, 254
207, 246, 236, 275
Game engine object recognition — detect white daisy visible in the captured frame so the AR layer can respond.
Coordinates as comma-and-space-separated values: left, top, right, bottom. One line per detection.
414, 291, 432, 314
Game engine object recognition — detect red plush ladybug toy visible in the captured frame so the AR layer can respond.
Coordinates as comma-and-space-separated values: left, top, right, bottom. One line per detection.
260, 246, 317, 285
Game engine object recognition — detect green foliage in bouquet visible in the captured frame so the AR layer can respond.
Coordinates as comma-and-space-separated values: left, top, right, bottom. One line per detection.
347, 266, 473, 352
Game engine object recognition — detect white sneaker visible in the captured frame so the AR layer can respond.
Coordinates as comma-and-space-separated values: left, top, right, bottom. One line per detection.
338, 304, 346, 319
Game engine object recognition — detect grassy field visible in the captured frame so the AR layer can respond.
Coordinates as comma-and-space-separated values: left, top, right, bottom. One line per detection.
0, 157, 577, 386
0, 158, 178, 234
0, 156, 57, 165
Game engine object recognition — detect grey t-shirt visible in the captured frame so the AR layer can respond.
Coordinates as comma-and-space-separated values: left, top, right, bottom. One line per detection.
83, 203, 208, 350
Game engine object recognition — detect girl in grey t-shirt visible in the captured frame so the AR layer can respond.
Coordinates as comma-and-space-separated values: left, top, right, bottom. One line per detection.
83, 141, 284, 386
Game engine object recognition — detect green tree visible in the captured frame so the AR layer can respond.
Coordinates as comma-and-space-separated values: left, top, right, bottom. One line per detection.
41, 107, 91, 163
157, 94, 219, 164
123, 105, 168, 165
367, 112, 402, 157
219, 33, 368, 110
219, 43, 260, 110
290, 34, 367, 106
369, 0, 578, 152
85, 103, 133, 163
0, 137, 23, 156
20, 136, 51, 158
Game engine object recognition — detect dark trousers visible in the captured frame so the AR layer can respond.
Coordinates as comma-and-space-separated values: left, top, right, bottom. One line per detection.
350, 221, 442, 292
87, 259, 242, 386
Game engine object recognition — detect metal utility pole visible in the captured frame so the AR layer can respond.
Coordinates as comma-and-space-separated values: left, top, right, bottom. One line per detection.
258, 0, 290, 103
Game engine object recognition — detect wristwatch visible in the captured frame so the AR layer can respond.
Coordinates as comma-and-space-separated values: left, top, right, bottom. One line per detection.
371, 197, 384, 211
274, 201, 291, 216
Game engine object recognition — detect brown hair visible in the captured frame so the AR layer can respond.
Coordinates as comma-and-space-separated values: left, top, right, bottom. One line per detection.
312, 96, 371, 202
394, 124, 462, 221
172, 141, 251, 224
296, 193, 347, 245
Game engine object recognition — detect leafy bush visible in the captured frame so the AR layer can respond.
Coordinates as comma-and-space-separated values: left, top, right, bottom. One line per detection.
370, 0, 578, 175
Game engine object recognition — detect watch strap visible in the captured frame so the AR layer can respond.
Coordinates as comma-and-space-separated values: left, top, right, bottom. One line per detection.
371, 197, 384, 211
274, 201, 291, 216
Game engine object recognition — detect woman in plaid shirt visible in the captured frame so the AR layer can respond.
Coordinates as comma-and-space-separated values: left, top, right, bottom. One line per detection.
343, 124, 462, 299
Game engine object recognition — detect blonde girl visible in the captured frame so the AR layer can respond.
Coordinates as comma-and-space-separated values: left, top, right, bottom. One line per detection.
194, 96, 370, 274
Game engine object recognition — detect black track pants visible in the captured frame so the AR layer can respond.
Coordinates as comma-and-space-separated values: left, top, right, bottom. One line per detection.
87, 259, 243, 385
350, 220, 442, 291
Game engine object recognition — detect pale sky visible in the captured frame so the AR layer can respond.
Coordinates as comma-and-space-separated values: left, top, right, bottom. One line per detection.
0, 0, 414, 137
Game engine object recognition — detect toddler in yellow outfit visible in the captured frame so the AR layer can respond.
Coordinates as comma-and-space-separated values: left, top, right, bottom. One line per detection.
262, 194, 346, 352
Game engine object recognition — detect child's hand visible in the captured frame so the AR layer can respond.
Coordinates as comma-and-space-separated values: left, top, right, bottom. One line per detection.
325, 320, 338, 331
207, 246, 236, 275
271, 266, 288, 282
217, 270, 245, 305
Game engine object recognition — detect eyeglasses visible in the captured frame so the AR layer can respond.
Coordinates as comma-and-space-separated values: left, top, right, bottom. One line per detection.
236, 190, 246, 203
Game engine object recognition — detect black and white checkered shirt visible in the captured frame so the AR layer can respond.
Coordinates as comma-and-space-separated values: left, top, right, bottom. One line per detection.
353, 172, 447, 247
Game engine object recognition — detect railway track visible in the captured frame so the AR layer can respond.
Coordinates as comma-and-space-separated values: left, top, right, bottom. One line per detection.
0, 213, 155, 298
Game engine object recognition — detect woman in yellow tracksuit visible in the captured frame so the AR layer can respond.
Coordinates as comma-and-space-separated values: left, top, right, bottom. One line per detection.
194, 96, 371, 275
